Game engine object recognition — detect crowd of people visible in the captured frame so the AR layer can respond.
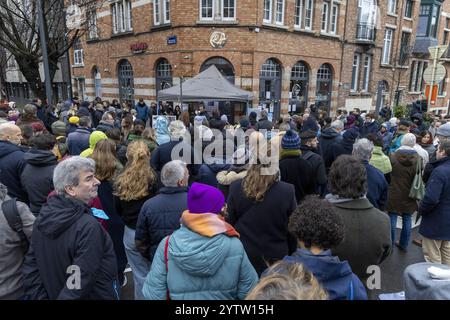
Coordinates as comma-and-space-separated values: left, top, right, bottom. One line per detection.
1, 96, 450, 300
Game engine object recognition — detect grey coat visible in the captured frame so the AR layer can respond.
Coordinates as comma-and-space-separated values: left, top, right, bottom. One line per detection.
329, 198, 392, 282
0, 183, 35, 299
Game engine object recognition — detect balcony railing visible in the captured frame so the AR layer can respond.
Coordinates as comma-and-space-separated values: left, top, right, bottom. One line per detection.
356, 23, 376, 42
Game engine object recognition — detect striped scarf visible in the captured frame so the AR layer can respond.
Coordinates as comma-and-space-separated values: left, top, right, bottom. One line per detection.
180, 210, 240, 238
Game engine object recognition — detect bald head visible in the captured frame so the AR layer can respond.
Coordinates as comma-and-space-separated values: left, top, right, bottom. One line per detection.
0, 123, 23, 145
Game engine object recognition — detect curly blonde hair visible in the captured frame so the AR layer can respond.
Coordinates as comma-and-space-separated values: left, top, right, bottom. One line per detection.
245, 261, 328, 300
114, 140, 157, 201
91, 139, 120, 181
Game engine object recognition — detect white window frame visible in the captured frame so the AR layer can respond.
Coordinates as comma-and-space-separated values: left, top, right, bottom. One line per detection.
321, 1, 329, 33
112, 0, 132, 34
351, 53, 361, 91
222, 0, 236, 21
163, 0, 170, 24
154, 0, 161, 25
294, 0, 303, 28
74, 49, 84, 66
382, 28, 394, 65
87, 10, 98, 39
263, 0, 273, 24
363, 55, 371, 92
330, 3, 338, 34
200, 0, 214, 21
388, 0, 397, 14
305, 0, 313, 30
275, 0, 285, 25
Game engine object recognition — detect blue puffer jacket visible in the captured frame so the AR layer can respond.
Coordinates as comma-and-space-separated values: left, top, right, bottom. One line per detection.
135, 186, 188, 262
419, 157, 450, 240
281, 249, 367, 300
363, 160, 388, 211
142, 226, 259, 300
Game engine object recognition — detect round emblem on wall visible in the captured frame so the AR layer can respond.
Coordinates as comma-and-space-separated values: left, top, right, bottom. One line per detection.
210, 31, 227, 48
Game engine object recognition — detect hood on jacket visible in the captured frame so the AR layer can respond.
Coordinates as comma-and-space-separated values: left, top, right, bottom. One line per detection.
394, 149, 417, 167
0, 140, 22, 159
36, 195, 92, 239
382, 122, 391, 131
411, 113, 423, 125
320, 127, 340, 139
24, 149, 58, 167
169, 226, 230, 277
89, 131, 108, 149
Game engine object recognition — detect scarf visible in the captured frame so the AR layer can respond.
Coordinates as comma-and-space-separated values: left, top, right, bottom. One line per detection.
325, 193, 366, 204
280, 149, 301, 159
180, 210, 240, 238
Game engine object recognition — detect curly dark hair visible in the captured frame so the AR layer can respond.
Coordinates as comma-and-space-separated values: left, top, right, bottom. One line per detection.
328, 155, 367, 198
288, 196, 345, 250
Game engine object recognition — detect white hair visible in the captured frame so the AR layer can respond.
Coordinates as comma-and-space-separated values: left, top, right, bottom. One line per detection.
331, 120, 344, 130
53, 156, 96, 195
161, 160, 187, 187
352, 138, 374, 161
169, 120, 187, 140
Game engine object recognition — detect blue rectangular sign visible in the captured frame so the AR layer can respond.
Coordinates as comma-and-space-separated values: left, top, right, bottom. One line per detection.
167, 36, 177, 45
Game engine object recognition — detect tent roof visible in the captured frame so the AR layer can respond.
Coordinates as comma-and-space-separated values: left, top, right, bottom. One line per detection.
157, 65, 253, 102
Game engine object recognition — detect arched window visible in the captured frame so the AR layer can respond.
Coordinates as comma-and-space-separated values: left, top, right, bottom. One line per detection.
290, 61, 309, 113
93, 67, 102, 99
118, 60, 134, 104
155, 58, 172, 94
200, 56, 235, 84
315, 64, 333, 114
259, 58, 282, 119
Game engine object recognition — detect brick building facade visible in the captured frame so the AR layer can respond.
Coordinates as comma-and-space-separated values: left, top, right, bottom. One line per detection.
70, 0, 423, 119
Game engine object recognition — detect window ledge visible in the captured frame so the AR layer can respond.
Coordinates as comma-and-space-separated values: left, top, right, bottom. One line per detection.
72, 64, 85, 68
110, 30, 134, 39
262, 23, 289, 30
360, 91, 372, 96
387, 13, 398, 18
438, 95, 446, 98
196, 20, 239, 25
151, 23, 172, 31
319, 32, 341, 40
380, 64, 394, 68
403, 17, 413, 21
86, 37, 100, 44
408, 92, 422, 95
395, 65, 410, 69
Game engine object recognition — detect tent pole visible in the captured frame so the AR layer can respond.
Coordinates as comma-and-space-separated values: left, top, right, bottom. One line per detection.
180, 76, 183, 110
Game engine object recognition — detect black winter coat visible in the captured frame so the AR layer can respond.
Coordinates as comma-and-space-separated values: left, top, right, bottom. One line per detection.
279, 154, 316, 203
134, 187, 188, 262
0, 141, 28, 203
319, 128, 343, 171
20, 149, 58, 214
300, 146, 327, 196
226, 180, 297, 275
22, 195, 119, 300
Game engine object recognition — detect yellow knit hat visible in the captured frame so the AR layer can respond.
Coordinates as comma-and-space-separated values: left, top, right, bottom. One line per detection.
69, 116, 80, 124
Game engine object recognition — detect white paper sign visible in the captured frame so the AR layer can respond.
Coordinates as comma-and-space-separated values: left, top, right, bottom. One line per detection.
266, 91, 271, 99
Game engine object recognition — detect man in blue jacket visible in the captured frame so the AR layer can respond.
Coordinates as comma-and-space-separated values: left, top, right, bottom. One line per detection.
0, 123, 28, 203
135, 98, 149, 125
419, 141, 450, 265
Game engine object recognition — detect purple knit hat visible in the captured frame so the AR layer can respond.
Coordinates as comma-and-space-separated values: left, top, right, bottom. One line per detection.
188, 182, 225, 214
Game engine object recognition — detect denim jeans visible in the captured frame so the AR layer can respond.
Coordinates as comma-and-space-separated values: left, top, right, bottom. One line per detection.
389, 213, 412, 250
123, 226, 151, 300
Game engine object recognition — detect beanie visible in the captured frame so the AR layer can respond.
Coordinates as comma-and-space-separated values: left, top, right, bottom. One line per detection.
281, 130, 301, 150
69, 116, 80, 124
239, 117, 250, 129
343, 127, 359, 141
51, 121, 67, 136
299, 129, 317, 141
188, 182, 225, 214
221, 114, 228, 123
436, 123, 450, 138
401, 133, 416, 147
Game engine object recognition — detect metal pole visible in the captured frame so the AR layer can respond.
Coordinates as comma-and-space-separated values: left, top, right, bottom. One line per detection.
180, 76, 183, 109
37, 0, 53, 106
428, 49, 439, 111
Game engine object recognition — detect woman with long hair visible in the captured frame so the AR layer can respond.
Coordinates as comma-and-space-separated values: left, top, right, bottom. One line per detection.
91, 139, 128, 290
226, 140, 297, 275
114, 140, 158, 299
120, 114, 133, 144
